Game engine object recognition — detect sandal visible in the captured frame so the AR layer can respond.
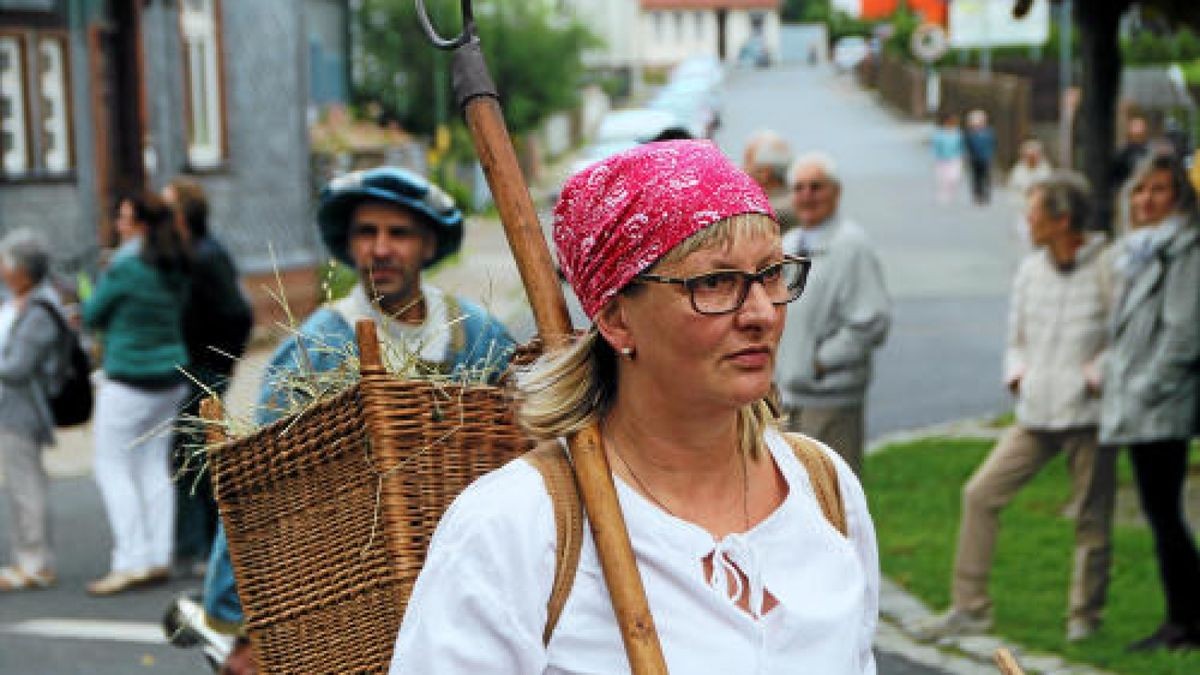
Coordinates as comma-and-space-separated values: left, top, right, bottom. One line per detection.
0, 566, 57, 591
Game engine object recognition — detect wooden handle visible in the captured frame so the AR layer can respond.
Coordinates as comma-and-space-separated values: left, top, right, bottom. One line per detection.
462, 96, 667, 673
199, 397, 227, 493
464, 99, 572, 344
355, 319, 384, 373
994, 648, 1025, 675
200, 397, 227, 445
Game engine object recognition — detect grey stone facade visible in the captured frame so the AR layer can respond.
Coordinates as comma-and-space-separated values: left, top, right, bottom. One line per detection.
0, 0, 347, 276
145, 0, 322, 272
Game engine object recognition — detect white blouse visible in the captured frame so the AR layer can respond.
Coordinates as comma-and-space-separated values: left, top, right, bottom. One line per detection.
390, 428, 880, 674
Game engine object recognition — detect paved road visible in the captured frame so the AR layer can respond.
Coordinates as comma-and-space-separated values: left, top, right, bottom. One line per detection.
0, 64, 1025, 673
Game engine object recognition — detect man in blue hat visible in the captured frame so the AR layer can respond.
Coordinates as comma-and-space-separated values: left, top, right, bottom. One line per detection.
271, 166, 514, 386
202, 167, 515, 672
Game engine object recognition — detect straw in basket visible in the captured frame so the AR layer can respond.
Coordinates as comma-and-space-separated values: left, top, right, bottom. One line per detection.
204, 320, 531, 673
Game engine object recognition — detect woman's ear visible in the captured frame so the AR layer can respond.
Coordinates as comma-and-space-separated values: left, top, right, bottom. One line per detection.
594, 298, 633, 354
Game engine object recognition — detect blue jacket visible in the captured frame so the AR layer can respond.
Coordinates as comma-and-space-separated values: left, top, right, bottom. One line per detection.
965, 128, 997, 164
203, 289, 514, 630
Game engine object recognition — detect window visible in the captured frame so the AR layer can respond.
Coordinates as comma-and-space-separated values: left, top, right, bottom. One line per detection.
37, 36, 68, 171
0, 36, 29, 175
179, 0, 225, 168
0, 30, 72, 178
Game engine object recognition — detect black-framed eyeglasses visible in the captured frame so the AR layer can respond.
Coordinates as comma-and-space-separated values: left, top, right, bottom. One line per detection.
634, 256, 811, 315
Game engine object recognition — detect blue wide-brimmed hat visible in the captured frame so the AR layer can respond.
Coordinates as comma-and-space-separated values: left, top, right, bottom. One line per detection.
317, 167, 464, 268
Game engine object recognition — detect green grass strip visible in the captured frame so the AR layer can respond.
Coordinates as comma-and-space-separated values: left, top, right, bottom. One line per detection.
866, 438, 1200, 674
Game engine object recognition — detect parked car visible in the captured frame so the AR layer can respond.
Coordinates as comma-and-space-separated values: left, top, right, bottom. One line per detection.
670, 55, 724, 89
737, 36, 770, 69
649, 73, 723, 139
832, 35, 870, 72
570, 108, 687, 174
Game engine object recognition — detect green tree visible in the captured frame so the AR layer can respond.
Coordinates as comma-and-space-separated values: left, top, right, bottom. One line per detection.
1014, 0, 1200, 231
782, 0, 830, 23
355, 0, 595, 136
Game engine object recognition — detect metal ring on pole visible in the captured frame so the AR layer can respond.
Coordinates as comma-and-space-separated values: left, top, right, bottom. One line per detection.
415, 0, 475, 51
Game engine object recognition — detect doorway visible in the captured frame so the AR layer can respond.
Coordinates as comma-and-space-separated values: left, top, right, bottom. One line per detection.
88, 0, 146, 246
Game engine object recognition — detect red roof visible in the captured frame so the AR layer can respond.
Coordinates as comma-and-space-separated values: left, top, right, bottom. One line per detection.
640, 0, 780, 9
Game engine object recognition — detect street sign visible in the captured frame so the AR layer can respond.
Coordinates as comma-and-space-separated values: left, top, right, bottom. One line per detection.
949, 0, 1050, 48
911, 23, 949, 63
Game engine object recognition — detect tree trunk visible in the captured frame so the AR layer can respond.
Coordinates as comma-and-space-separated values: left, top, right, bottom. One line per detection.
1074, 0, 1127, 232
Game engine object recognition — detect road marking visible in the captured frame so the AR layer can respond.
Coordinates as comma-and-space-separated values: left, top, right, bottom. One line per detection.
1, 618, 164, 644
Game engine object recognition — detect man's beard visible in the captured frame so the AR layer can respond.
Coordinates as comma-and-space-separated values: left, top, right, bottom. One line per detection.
363, 266, 421, 319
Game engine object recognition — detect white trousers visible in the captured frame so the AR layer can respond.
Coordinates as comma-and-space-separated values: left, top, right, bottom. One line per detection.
92, 379, 188, 573
0, 427, 52, 574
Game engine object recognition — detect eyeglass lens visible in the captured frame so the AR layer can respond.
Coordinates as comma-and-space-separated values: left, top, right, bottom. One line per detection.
688, 259, 808, 314
792, 181, 827, 193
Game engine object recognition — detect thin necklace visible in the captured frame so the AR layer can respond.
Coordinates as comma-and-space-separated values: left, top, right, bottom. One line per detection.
608, 435, 750, 533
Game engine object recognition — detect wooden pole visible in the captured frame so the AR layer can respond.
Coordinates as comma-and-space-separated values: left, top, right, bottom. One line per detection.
994, 647, 1026, 675
457, 51, 668, 675
199, 396, 229, 498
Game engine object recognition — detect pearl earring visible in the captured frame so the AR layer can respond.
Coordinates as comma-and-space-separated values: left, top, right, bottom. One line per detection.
620, 347, 634, 358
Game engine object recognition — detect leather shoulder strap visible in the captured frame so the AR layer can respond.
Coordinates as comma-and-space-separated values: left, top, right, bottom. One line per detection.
783, 432, 848, 536
522, 440, 584, 646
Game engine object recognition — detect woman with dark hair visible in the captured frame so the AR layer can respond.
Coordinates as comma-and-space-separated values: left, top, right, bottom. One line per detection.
162, 177, 253, 577
83, 192, 191, 595
1104, 152, 1200, 650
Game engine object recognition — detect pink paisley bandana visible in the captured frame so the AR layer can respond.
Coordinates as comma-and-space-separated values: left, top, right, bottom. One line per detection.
553, 140, 775, 319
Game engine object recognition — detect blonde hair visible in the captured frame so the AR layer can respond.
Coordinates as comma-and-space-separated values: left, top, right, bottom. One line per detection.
515, 213, 780, 459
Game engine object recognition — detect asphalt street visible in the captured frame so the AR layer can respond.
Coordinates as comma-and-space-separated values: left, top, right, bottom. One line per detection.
0, 64, 1023, 673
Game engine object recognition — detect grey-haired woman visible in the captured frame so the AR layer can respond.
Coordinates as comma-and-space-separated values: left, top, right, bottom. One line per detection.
0, 229, 66, 592
1103, 152, 1200, 650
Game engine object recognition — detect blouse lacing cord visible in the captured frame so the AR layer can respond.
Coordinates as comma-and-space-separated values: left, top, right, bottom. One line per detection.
707, 533, 768, 621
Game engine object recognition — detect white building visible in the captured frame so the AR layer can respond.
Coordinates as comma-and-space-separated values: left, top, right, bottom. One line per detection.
561, 0, 782, 72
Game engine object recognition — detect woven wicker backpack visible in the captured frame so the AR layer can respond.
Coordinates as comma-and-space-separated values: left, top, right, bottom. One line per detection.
524, 432, 848, 644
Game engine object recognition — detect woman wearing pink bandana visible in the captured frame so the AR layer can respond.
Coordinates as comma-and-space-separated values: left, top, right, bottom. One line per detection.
391, 141, 880, 673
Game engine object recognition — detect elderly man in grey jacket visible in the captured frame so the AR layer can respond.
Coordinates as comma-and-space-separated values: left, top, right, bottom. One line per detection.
775, 152, 890, 475
919, 171, 1117, 644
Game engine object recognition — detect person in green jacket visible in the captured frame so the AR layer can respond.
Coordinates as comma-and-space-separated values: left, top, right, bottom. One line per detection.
82, 192, 191, 596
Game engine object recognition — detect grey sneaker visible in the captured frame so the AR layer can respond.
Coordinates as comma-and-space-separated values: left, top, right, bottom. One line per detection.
1066, 618, 1099, 643
913, 607, 994, 642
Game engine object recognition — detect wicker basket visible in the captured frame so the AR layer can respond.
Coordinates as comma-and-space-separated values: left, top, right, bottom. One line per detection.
208, 321, 531, 673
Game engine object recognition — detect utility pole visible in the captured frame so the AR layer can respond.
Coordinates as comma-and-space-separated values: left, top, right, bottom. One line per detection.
1058, 0, 1073, 166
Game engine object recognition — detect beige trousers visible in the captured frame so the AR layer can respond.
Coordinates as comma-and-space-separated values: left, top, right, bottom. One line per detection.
952, 426, 1116, 623
781, 404, 864, 476
0, 427, 53, 575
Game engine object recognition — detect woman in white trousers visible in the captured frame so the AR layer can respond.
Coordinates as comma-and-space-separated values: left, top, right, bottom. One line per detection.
92, 379, 188, 583
83, 192, 192, 595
